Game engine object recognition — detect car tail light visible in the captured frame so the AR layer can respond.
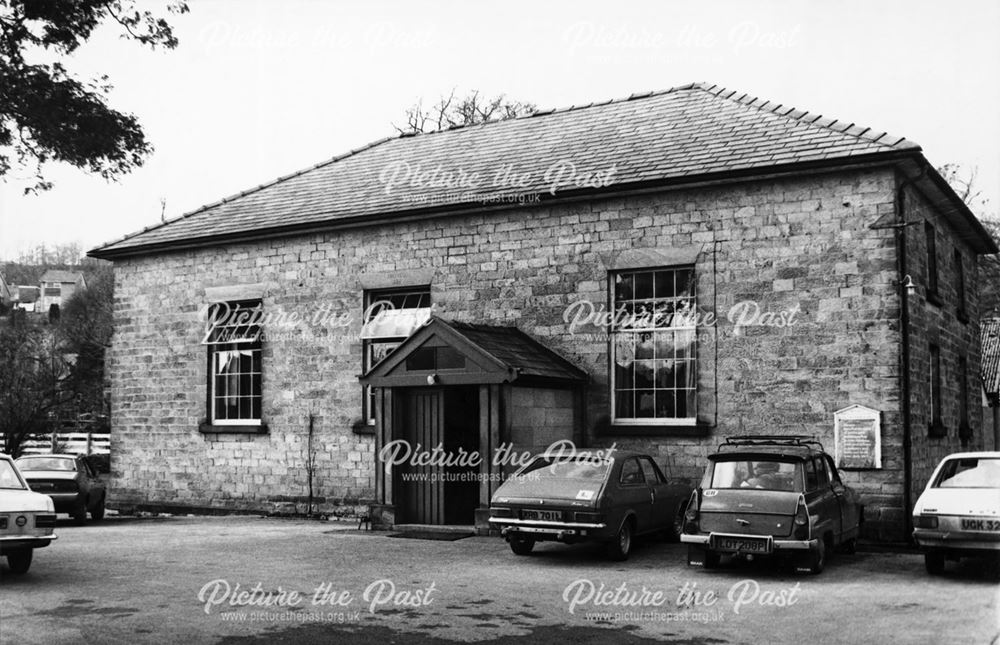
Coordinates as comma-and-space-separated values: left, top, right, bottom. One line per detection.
914, 515, 938, 529
489, 507, 513, 518
793, 495, 810, 540
34, 514, 57, 529
573, 512, 604, 523
683, 490, 700, 533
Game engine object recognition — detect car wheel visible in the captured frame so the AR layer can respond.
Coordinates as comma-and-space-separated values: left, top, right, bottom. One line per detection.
72, 504, 87, 525
840, 538, 857, 555
807, 543, 826, 575
667, 502, 687, 542
6, 549, 33, 575
924, 551, 945, 575
91, 496, 105, 521
606, 520, 633, 561
509, 537, 535, 556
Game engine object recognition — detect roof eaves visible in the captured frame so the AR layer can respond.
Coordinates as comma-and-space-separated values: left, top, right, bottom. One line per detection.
89, 135, 400, 254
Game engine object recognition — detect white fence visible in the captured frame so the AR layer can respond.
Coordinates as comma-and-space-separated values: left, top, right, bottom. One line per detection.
20, 432, 110, 456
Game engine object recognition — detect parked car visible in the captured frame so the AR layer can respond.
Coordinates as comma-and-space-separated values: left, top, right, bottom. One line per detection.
681, 435, 863, 574
0, 454, 58, 574
489, 449, 692, 560
912, 451, 1000, 574
14, 454, 106, 524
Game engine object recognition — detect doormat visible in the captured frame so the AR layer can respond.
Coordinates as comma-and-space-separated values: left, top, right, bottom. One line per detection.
387, 531, 474, 541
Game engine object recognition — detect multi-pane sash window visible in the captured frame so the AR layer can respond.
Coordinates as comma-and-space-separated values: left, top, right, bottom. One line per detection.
611, 267, 697, 425
361, 287, 432, 423
204, 300, 263, 425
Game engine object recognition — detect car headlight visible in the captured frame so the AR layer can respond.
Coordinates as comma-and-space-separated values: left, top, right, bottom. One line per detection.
914, 515, 938, 529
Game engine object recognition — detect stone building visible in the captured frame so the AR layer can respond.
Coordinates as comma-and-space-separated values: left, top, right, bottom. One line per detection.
89, 83, 996, 541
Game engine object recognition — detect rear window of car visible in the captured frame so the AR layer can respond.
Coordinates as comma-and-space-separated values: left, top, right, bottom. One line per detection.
0, 461, 27, 490
933, 457, 1000, 489
14, 457, 76, 472
522, 457, 611, 481
709, 459, 802, 492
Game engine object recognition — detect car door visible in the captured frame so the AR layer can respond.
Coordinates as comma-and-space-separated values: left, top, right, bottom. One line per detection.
78, 457, 102, 508
806, 456, 840, 545
825, 455, 858, 540
618, 458, 651, 532
639, 457, 673, 532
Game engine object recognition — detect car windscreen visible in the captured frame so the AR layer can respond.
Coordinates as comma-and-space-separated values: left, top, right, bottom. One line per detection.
14, 457, 76, 472
0, 461, 27, 490
933, 457, 1000, 488
520, 457, 611, 481
709, 459, 801, 492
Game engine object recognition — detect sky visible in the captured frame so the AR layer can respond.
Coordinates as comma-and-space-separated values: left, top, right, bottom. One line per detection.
1, 0, 999, 261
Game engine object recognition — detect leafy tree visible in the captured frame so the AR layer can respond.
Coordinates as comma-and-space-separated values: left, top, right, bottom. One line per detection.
394, 89, 536, 134
0, 313, 73, 457
0, 0, 188, 193
58, 261, 113, 421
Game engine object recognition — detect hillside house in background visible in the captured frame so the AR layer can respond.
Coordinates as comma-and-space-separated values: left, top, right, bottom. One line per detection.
39, 270, 87, 312
89, 83, 997, 541
12, 285, 40, 312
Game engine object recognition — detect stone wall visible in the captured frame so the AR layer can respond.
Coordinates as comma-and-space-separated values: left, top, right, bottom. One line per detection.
902, 182, 986, 529
508, 386, 576, 472
109, 166, 936, 536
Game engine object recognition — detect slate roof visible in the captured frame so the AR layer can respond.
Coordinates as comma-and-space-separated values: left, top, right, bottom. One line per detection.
447, 320, 587, 383
982, 319, 1000, 397
40, 270, 84, 284
92, 82, 927, 257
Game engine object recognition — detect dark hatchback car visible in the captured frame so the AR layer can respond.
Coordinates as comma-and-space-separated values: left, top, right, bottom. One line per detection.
15, 455, 106, 524
489, 450, 692, 560
681, 436, 863, 574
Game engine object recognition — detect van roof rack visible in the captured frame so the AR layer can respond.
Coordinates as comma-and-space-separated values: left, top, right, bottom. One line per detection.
719, 434, 825, 452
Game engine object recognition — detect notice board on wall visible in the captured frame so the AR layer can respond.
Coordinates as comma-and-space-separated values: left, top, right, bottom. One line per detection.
833, 404, 882, 470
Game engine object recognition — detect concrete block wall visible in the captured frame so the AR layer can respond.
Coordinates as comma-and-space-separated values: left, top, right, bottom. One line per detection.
109, 166, 928, 537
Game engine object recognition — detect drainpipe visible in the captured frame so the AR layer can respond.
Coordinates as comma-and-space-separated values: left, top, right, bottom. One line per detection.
895, 162, 928, 542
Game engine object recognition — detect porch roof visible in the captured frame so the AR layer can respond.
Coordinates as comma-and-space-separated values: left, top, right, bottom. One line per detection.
359, 316, 587, 387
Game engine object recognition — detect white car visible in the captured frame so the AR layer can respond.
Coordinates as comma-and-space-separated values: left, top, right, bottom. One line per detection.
0, 454, 58, 574
912, 451, 1000, 574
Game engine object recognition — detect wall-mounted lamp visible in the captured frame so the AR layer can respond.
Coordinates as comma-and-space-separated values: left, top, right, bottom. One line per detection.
426, 374, 438, 385
902, 275, 917, 296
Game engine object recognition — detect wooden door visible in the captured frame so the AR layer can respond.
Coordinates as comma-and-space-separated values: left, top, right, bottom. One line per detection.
399, 389, 445, 525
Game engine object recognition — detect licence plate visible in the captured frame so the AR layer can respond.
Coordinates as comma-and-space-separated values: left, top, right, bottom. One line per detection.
710, 534, 772, 554
960, 518, 1000, 532
521, 509, 562, 522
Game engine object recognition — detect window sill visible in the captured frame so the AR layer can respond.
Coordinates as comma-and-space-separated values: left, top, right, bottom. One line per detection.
928, 419, 947, 438
199, 422, 268, 435
605, 422, 713, 437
